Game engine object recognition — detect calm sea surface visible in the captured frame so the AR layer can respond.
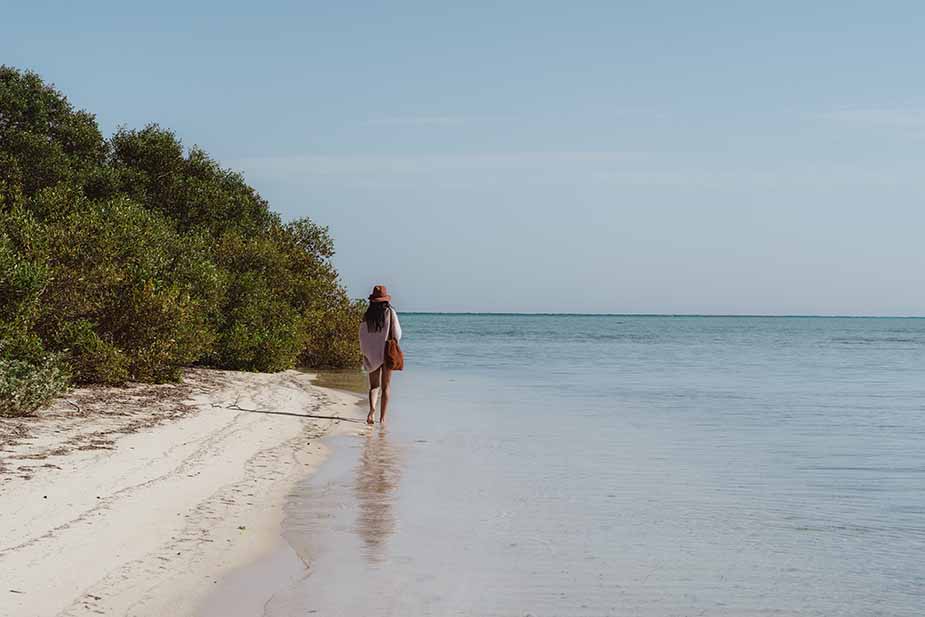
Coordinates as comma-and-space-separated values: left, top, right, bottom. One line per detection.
274, 315, 925, 616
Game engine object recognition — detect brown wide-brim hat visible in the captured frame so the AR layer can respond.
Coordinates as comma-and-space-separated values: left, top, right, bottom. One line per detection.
368, 284, 391, 302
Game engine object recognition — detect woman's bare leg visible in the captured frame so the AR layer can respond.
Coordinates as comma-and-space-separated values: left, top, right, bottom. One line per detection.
367, 368, 381, 424
379, 367, 392, 424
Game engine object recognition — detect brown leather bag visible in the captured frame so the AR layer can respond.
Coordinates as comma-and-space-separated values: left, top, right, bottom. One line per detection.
384, 308, 404, 370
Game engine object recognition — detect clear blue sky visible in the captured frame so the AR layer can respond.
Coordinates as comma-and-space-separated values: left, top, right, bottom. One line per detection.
4, 2, 924, 314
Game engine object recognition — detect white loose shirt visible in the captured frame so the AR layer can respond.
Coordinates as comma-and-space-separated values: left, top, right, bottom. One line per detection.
359, 308, 402, 372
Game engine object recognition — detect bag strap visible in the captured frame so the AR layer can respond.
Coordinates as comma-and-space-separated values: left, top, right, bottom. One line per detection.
386, 307, 394, 342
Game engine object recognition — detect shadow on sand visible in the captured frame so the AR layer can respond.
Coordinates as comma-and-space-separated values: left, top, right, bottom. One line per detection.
214, 402, 367, 423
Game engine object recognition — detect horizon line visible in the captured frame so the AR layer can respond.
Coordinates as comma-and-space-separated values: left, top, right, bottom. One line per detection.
397, 311, 925, 319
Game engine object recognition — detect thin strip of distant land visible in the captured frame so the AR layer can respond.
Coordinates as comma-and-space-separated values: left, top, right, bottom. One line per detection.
401, 312, 925, 319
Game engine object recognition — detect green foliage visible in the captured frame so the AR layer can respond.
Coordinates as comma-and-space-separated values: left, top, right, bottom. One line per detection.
0, 207, 51, 365
209, 232, 302, 371
0, 66, 106, 200
38, 196, 223, 382
0, 220, 47, 341
208, 216, 360, 372
110, 125, 276, 236
301, 298, 366, 369
0, 355, 70, 417
216, 271, 304, 372
51, 320, 129, 384
0, 65, 361, 415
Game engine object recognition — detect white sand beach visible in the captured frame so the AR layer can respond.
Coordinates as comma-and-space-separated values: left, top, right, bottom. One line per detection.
0, 368, 363, 617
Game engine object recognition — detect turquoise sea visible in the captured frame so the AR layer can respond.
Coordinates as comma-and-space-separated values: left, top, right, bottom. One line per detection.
279, 315, 925, 616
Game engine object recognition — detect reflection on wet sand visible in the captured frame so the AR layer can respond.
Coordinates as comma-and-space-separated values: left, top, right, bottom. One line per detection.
354, 429, 402, 563
307, 368, 369, 394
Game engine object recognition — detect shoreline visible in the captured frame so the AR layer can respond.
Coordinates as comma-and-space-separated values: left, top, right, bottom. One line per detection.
198, 381, 370, 617
0, 368, 364, 617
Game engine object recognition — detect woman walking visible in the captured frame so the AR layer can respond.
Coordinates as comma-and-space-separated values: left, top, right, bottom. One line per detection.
359, 285, 402, 425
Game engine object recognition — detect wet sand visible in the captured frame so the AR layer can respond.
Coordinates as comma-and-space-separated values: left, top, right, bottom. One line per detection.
226, 430, 412, 616
204, 372, 523, 616
197, 430, 399, 617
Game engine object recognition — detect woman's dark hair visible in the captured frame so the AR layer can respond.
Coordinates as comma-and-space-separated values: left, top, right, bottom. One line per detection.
363, 301, 390, 332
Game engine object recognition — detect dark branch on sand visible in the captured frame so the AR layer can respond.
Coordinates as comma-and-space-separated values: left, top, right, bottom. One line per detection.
215, 402, 362, 423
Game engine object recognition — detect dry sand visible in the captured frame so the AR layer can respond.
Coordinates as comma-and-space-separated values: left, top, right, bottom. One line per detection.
0, 368, 363, 617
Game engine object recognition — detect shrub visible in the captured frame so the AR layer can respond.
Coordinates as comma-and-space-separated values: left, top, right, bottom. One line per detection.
0, 355, 70, 417
110, 125, 275, 236
210, 219, 362, 371
0, 208, 50, 367
0, 65, 363, 396
51, 320, 129, 384
0, 66, 106, 200
279, 219, 363, 368
0, 224, 47, 341
211, 235, 305, 371
38, 196, 223, 382
301, 298, 366, 368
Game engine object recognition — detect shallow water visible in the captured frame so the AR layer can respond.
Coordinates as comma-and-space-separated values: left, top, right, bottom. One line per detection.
304, 367, 368, 394
274, 315, 925, 616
